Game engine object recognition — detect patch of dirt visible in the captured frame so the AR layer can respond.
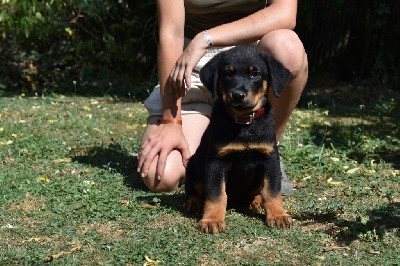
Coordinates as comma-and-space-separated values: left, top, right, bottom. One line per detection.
76, 221, 124, 241
219, 236, 302, 265
10, 192, 46, 213
147, 213, 192, 230
298, 219, 333, 233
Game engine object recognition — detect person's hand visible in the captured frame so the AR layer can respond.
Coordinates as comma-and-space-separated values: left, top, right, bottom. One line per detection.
168, 34, 208, 97
137, 123, 190, 180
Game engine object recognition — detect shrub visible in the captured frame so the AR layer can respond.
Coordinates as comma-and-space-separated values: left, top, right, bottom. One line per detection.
0, 0, 157, 98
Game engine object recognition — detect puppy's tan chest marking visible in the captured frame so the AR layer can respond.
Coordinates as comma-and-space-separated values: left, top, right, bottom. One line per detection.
216, 142, 275, 157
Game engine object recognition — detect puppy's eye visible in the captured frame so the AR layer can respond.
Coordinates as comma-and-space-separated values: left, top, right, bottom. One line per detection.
250, 71, 260, 78
223, 69, 235, 77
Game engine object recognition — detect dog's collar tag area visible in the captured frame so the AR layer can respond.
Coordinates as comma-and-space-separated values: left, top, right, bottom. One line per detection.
230, 107, 265, 125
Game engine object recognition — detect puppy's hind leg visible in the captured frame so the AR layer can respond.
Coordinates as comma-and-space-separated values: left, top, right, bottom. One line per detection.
248, 194, 264, 214
183, 184, 204, 214
261, 153, 292, 229
184, 159, 204, 214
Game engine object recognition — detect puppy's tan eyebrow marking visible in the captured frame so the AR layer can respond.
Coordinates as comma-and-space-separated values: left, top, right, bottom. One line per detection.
248, 65, 254, 72
229, 66, 236, 72
217, 142, 275, 157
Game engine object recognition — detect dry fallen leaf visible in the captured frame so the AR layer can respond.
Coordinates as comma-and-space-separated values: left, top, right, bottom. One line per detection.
2, 157, 14, 163
323, 246, 350, 252
120, 199, 130, 206
46, 246, 81, 261
52, 158, 72, 163
39, 176, 50, 183
327, 177, 343, 185
330, 157, 340, 162
366, 249, 381, 255
143, 255, 160, 266
22, 237, 43, 243
346, 167, 360, 174
142, 203, 159, 209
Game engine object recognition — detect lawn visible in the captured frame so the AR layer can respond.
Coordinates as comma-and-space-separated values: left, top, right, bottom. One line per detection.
0, 84, 399, 265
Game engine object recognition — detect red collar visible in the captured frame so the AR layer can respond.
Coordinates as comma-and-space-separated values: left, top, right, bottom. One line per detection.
226, 107, 266, 125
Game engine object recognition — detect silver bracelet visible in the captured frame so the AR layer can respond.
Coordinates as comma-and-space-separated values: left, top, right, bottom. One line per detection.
202, 30, 213, 48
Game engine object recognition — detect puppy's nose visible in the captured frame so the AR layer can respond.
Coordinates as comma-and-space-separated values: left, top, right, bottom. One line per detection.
231, 91, 246, 102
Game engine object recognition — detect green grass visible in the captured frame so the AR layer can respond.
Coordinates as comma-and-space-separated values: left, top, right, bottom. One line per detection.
0, 87, 399, 265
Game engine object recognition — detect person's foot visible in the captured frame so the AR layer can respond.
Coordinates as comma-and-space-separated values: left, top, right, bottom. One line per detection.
280, 156, 294, 196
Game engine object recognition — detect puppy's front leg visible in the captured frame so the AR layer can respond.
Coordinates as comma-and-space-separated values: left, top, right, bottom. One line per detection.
198, 189, 227, 234
198, 160, 228, 234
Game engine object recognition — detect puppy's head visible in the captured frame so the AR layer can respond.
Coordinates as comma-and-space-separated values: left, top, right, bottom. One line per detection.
200, 46, 291, 114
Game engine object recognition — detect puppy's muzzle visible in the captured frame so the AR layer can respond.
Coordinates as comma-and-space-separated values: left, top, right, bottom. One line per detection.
231, 90, 246, 103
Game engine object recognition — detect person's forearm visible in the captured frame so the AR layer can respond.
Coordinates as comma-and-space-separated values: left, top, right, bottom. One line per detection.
204, 0, 297, 47
158, 35, 184, 119
156, 0, 185, 120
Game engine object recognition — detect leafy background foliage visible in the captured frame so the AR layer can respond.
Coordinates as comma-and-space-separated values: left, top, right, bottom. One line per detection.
0, 0, 157, 98
1, 0, 399, 99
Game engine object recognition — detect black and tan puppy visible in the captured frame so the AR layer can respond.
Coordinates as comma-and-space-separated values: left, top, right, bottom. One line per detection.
184, 46, 293, 234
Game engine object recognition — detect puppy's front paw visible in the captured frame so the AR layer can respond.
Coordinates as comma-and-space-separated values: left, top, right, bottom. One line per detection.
266, 213, 292, 229
183, 196, 203, 214
197, 219, 226, 234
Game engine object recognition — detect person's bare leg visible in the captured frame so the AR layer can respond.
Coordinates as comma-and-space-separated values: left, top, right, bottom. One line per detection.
257, 29, 308, 195
140, 113, 210, 192
257, 29, 308, 141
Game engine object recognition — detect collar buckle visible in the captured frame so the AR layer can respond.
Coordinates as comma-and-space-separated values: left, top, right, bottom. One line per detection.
234, 113, 254, 125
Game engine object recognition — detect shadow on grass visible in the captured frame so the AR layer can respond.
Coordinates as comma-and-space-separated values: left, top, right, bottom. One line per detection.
296, 84, 400, 169
135, 192, 271, 223
296, 202, 400, 245
309, 123, 400, 169
72, 142, 148, 191
298, 78, 400, 119
135, 192, 190, 216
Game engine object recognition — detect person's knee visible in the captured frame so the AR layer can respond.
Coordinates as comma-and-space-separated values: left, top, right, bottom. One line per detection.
258, 29, 307, 76
141, 163, 183, 193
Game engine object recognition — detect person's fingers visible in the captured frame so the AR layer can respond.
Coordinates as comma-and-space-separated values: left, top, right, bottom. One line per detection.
137, 139, 150, 172
168, 65, 178, 95
184, 68, 192, 92
168, 69, 178, 98
156, 149, 170, 180
176, 62, 187, 97
141, 143, 161, 177
179, 141, 191, 168
137, 133, 159, 173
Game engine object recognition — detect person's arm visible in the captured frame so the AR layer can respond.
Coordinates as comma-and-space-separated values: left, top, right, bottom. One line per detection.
204, 0, 297, 46
138, 0, 190, 180
157, 0, 185, 119
171, 0, 297, 95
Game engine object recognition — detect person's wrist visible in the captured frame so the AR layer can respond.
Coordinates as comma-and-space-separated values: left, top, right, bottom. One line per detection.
202, 30, 213, 48
194, 32, 210, 50
158, 118, 182, 125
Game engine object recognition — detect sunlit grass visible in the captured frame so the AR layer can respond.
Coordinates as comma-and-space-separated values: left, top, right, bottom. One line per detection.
0, 93, 399, 265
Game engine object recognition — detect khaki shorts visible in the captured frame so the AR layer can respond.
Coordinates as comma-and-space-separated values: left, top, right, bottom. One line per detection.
144, 40, 233, 118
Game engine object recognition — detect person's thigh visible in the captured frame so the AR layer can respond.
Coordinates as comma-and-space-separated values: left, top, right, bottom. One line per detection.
257, 29, 308, 141
140, 113, 210, 192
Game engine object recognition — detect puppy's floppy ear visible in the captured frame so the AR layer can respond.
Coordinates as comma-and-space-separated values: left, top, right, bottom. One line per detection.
259, 52, 292, 98
199, 53, 223, 97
